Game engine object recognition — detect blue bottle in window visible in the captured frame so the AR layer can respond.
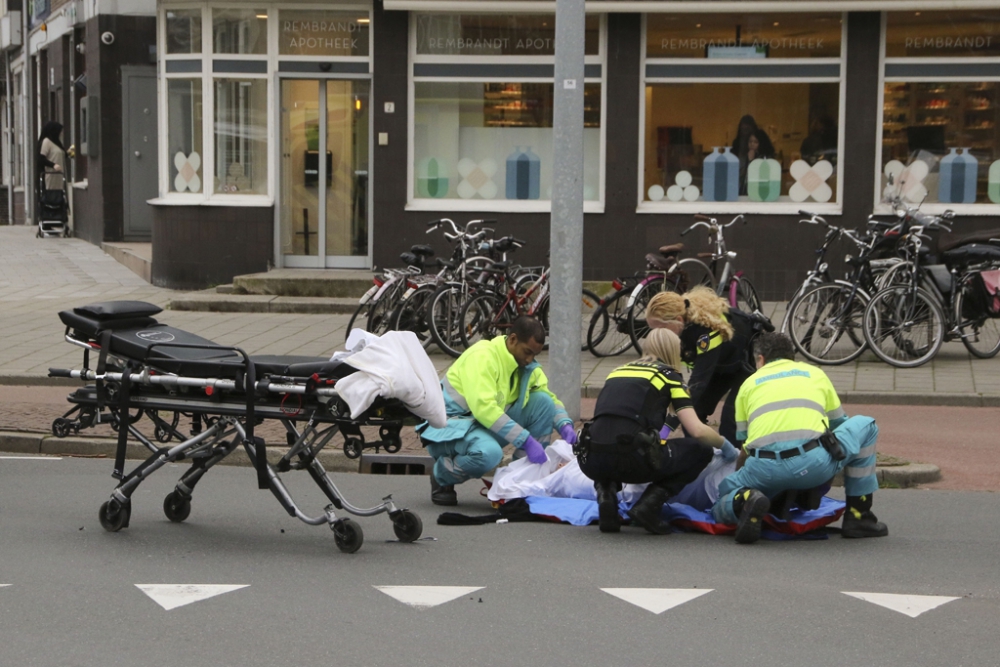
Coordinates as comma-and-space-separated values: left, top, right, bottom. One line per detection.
960, 148, 979, 203
506, 146, 541, 200
703, 147, 739, 202
939, 148, 959, 203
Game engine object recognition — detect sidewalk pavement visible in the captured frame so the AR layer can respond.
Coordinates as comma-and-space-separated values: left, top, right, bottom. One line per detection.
2, 225, 998, 403
7, 224, 1000, 488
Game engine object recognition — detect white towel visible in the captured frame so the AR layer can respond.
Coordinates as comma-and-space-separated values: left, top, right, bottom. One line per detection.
333, 330, 447, 428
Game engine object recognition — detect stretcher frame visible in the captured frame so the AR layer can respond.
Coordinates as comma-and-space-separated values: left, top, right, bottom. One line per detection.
49, 319, 424, 554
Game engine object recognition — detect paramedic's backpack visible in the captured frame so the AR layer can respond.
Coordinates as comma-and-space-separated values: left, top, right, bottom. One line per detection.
729, 308, 775, 374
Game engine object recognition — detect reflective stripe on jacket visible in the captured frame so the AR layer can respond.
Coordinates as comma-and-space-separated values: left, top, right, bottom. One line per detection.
734, 358, 847, 450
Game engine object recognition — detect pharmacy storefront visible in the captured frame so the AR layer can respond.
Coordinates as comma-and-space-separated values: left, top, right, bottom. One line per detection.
150, 1, 1000, 294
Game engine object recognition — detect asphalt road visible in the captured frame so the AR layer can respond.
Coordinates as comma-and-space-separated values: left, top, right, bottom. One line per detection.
1, 457, 997, 667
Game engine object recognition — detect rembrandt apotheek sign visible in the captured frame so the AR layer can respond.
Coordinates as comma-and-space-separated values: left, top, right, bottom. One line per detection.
279, 11, 370, 56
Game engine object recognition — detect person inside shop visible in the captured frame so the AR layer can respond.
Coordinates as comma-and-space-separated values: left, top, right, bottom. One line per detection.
37, 121, 67, 190
731, 115, 775, 196
711, 332, 888, 544
578, 327, 737, 534
644, 286, 755, 445
418, 315, 577, 506
800, 114, 838, 165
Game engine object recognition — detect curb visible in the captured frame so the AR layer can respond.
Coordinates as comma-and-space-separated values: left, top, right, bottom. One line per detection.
168, 294, 359, 314
0, 431, 359, 473
5, 374, 1000, 407
1, 430, 941, 487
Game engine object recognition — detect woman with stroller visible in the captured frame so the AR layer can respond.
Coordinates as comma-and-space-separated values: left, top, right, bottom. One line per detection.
37, 121, 67, 189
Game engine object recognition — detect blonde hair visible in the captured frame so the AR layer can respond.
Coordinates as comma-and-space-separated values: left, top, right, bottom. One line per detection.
647, 286, 734, 340
638, 327, 683, 370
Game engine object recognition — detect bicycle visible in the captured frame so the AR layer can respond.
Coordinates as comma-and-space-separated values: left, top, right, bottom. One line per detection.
627, 213, 760, 352
784, 215, 906, 365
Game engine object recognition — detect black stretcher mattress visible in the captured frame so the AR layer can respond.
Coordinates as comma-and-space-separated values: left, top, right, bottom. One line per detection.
60, 301, 356, 380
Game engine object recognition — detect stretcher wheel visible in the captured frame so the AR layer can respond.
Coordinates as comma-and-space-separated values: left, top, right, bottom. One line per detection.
52, 418, 72, 438
332, 519, 364, 553
343, 438, 364, 459
163, 491, 192, 523
99, 501, 129, 532
391, 510, 423, 542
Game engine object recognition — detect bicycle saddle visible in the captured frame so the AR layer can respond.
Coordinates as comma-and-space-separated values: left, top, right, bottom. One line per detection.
410, 244, 435, 257
942, 243, 1000, 266
645, 253, 676, 271
659, 243, 684, 257
938, 229, 1000, 252
399, 252, 421, 266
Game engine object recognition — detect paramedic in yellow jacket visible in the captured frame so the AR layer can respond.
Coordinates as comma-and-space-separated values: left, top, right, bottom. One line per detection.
419, 316, 577, 506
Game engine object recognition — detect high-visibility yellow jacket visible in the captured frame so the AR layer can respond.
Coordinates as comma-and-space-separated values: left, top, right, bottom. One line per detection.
735, 358, 847, 450
430, 335, 570, 447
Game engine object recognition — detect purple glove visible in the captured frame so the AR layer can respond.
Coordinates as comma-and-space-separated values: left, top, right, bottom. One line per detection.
658, 424, 673, 441
522, 436, 548, 464
559, 423, 578, 445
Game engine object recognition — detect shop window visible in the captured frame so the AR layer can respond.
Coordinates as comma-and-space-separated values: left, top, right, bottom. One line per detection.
167, 79, 203, 194
166, 9, 202, 55
213, 79, 268, 195
416, 14, 600, 56
213, 8, 268, 55
644, 83, 839, 205
882, 11, 1000, 207
646, 14, 841, 59
413, 81, 601, 202
279, 10, 370, 57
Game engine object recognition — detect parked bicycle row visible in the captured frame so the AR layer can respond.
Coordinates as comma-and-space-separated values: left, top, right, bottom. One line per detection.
784, 196, 1000, 368
345, 217, 599, 358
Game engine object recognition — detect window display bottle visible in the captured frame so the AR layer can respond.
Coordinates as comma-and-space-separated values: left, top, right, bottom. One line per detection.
703, 147, 739, 202
506, 146, 541, 200
939, 148, 978, 204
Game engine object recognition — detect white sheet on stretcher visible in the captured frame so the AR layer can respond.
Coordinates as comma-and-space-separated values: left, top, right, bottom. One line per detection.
331, 329, 447, 428
486, 441, 736, 511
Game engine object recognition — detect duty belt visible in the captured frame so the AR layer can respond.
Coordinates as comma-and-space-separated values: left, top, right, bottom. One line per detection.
746, 439, 821, 460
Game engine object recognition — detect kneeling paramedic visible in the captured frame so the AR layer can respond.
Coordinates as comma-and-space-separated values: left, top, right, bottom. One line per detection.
578, 328, 738, 534
712, 332, 889, 544
419, 316, 577, 505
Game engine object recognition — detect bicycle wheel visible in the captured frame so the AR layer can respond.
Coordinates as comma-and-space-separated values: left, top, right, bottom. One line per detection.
366, 285, 400, 335
628, 279, 672, 353
587, 289, 634, 357
787, 283, 870, 365
428, 285, 466, 358
392, 284, 436, 349
534, 288, 601, 352
955, 279, 1000, 359
345, 301, 372, 341
733, 276, 761, 313
673, 258, 716, 292
460, 292, 507, 349
863, 285, 944, 368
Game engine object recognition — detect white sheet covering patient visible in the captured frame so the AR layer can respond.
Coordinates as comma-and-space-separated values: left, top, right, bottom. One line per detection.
487, 440, 736, 511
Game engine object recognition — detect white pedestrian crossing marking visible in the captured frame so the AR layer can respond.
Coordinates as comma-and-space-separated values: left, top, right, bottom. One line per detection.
601, 588, 714, 614
136, 584, 249, 611
842, 592, 960, 618
375, 586, 485, 609
0, 456, 62, 460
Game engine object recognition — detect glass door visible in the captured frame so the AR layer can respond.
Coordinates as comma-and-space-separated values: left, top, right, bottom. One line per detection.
280, 78, 370, 267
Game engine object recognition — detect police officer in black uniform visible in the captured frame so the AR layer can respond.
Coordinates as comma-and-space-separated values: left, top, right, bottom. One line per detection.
578, 328, 737, 534
646, 286, 759, 444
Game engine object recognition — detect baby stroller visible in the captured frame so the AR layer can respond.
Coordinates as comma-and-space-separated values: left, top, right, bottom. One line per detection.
36, 169, 70, 238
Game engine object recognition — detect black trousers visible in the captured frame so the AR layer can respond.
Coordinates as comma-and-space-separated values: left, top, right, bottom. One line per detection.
690, 371, 751, 444
579, 437, 714, 496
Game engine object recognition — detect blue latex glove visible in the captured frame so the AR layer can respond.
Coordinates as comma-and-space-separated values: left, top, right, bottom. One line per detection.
720, 439, 739, 462
558, 423, 578, 445
658, 424, 673, 441
523, 436, 548, 464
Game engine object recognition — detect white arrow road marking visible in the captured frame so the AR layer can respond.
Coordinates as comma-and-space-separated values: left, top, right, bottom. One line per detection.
601, 588, 714, 614
842, 592, 960, 618
375, 586, 485, 609
136, 585, 249, 611
0, 456, 62, 460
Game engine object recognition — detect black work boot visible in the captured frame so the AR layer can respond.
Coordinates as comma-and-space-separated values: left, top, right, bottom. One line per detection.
626, 485, 671, 535
430, 475, 457, 506
843, 495, 888, 538
732, 488, 770, 544
595, 482, 620, 533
